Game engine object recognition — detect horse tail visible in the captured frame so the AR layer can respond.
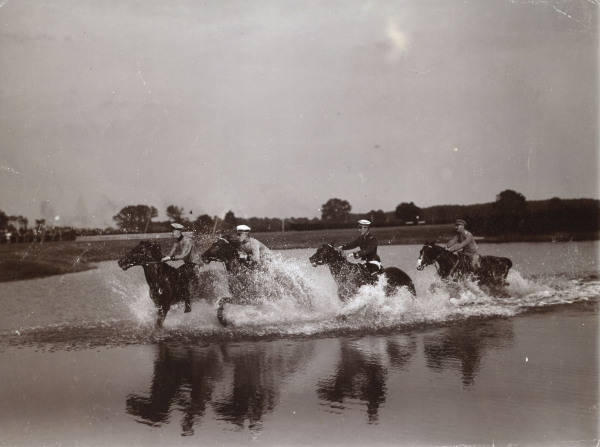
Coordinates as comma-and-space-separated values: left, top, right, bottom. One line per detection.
503, 258, 513, 279
384, 267, 417, 298
407, 281, 416, 297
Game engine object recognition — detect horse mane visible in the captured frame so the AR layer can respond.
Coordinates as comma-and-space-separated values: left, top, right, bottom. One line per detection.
139, 240, 163, 260
220, 233, 241, 249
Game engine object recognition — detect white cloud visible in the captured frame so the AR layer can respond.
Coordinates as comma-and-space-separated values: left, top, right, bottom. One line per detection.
386, 18, 408, 61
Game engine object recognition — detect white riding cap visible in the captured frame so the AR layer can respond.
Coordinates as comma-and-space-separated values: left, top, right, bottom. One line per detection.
171, 223, 185, 230
236, 224, 251, 232
358, 219, 371, 226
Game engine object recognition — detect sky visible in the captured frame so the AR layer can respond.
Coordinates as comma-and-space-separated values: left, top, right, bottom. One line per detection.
0, 0, 597, 227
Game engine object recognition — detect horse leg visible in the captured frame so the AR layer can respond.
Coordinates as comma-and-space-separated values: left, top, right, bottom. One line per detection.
155, 306, 169, 328
183, 286, 192, 313
216, 296, 233, 327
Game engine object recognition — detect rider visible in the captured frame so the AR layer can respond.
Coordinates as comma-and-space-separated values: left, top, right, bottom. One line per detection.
339, 219, 383, 275
446, 218, 481, 271
235, 224, 272, 266
161, 222, 200, 312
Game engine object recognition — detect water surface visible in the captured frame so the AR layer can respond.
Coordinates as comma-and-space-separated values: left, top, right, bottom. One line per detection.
0, 242, 598, 445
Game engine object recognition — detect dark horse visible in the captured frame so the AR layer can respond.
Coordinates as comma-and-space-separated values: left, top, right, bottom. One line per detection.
201, 235, 313, 326
118, 240, 197, 327
309, 244, 416, 301
201, 235, 263, 326
416, 242, 512, 288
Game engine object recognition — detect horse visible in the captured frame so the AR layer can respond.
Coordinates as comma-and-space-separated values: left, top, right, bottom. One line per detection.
416, 242, 512, 289
201, 235, 314, 326
309, 244, 416, 301
118, 240, 199, 328
200, 235, 266, 326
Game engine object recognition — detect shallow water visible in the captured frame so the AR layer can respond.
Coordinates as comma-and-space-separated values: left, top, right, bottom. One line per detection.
0, 242, 598, 445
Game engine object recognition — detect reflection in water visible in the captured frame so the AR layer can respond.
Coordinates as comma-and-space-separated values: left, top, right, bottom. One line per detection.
317, 336, 416, 423
423, 319, 514, 386
126, 340, 314, 435
126, 343, 222, 436
213, 342, 313, 430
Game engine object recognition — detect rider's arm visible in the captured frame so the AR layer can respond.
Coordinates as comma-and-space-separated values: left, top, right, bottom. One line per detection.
257, 240, 271, 259
165, 243, 178, 260
341, 237, 360, 251
357, 235, 377, 257
250, 239, 262, 262
171, 238, 192, 261
446, 235, 458, 249
182, 238, 193, 259
448, 233, 473, 252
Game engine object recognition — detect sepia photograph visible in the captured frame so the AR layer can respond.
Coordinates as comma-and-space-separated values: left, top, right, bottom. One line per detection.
0, 0, 598, 445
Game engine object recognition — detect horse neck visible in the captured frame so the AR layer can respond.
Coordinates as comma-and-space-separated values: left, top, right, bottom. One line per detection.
223, 259, 237, 273
327, 257, 358, 280
142, 263, 170, 287
435, 250, 457, 277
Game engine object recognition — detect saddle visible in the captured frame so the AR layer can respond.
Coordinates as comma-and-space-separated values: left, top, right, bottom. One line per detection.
358, 260, 384, 280
452, 253, 478, 277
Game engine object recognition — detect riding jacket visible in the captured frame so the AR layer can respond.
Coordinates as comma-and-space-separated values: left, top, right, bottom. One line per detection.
167, 233, 201, 264
238, 237, 272, 263
446, 230, 479, 257
341, 232, 381, 262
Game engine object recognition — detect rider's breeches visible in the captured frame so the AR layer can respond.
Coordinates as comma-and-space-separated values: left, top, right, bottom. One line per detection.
470, 253, 481, 269
179, 263, 196, 303
366, 260, 382, 275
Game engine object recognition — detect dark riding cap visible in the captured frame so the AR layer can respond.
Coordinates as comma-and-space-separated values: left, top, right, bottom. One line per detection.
455, 219, 467, 226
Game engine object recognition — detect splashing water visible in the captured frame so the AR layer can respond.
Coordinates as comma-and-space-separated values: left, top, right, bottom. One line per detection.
2, 248, 598, 348
113, 253, 598, 339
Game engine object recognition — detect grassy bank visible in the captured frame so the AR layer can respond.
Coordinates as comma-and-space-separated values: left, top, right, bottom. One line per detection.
1, 225, 597, 282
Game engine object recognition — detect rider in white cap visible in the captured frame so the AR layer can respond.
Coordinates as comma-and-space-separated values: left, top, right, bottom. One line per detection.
235, 224, 272, 265
339, 219, 382, 275
161, 222, 200, 312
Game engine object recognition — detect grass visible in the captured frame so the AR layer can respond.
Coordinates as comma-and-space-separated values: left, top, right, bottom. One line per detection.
0, 224, 597, 282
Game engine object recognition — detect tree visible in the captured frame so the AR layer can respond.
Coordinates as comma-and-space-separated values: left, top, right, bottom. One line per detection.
0, 210, 7, 229
17, 216, 28, 230
321, 198, 352, 222
395, 202, 421, 222
222, 210, 237, 230
365, 209, 386, 226
490, 190, 527, 234
193, 214, 214, 233
113, 205, 158, 233
166, 205, 185, 223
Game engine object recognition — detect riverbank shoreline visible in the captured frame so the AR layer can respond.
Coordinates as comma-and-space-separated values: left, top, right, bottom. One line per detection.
1, 225, 598, 282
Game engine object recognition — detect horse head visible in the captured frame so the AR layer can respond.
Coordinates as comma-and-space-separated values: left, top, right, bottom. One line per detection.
416, 242, 445, 271
201, 234, 240, 264
118, 240, 163, 270
309, 243, 343, 267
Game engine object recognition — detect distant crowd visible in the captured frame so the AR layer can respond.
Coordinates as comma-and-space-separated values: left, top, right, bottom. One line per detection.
0, 227, 78, 244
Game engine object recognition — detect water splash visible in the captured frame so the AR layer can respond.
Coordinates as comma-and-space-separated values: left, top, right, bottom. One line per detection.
2, 257, 598, 349
106, 258, 600, 337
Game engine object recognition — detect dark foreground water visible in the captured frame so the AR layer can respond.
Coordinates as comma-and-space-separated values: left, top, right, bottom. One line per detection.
0, 242, 598, 446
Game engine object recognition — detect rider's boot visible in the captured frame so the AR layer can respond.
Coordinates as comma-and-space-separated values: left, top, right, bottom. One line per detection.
184, 299, 192, 313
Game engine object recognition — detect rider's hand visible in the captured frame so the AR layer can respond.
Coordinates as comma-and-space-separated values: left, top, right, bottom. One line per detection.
161, 256, 171, 262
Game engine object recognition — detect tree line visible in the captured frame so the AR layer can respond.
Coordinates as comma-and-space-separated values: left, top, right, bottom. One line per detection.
108, 189, 599, 237
0, 213, 77, 243
1, 189, 596, 241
